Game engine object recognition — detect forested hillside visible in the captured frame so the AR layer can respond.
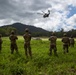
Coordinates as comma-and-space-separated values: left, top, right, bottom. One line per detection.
0, 23, 76, 37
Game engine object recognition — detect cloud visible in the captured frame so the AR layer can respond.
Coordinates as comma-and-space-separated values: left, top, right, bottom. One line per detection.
0, 0, 76, 31
66, 14, 76, 26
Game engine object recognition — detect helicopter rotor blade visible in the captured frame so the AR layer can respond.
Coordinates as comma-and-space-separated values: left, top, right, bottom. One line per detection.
37, 13, 43, 15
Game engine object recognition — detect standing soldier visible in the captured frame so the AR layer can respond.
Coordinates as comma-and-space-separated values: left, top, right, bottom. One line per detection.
70, 35, 75, 47
62, 33, 70, 54
49, 32, 58, 56
0, 34, 2, 53
9, 31, 18, 54
23, 28, 32, 58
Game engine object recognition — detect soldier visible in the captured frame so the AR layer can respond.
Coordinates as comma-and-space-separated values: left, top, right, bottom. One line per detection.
23, 28, 32, 58
49, 32, 58, 56
62, 33, 70, 54
0, 34, 2, 53
9, 31, 18, 54
70, 35, 75, 47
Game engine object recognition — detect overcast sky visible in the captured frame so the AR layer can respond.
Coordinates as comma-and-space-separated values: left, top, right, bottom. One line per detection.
0, 0, 76, 31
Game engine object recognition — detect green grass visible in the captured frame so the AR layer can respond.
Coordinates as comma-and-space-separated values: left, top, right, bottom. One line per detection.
0, 36, 76, 75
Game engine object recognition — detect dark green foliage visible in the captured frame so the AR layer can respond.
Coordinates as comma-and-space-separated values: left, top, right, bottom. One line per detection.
0, 26, 17, 36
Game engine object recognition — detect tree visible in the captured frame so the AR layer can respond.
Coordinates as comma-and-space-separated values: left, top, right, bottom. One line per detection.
4, 26, 17, 35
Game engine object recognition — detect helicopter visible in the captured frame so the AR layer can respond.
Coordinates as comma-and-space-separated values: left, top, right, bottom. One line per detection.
37, 10, 50, 18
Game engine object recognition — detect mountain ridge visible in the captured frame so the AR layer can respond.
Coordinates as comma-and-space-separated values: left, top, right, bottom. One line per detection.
0, 22, 49, 36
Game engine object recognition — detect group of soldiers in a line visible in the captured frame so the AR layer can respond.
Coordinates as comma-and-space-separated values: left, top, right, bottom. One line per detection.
0, 28, 75, 58
0, 28, 32, 58
49, 33, 75, 56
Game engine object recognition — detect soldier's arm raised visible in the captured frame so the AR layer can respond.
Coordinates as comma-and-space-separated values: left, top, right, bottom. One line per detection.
16, 37, 18, 40
23, 34, 25, 39
14, 35, 18, 40
61, 38, 63, 42
49, 37, 51, 41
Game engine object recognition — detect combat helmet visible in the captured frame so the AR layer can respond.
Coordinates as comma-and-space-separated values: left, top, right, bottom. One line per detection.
63, 33, 67, 36
52, 32, 55, 36
25, 28, 29, 32
11, 30, 15, 34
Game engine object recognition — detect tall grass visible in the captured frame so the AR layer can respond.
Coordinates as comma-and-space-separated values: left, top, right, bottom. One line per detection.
0, 36, 76, 75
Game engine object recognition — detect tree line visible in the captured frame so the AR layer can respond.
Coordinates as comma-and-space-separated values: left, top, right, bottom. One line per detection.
0, 26, 76, 37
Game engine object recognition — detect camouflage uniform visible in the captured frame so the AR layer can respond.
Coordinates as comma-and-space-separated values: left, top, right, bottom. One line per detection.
23, 28, 32, 57
62, 33, 70, 54
70, 36, 75, 47
49, 32, 58, 56
9, 31, 18, 54
0, 34, 2, 53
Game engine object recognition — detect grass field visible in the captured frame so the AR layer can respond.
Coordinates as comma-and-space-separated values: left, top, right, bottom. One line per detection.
0, 36, 76, 75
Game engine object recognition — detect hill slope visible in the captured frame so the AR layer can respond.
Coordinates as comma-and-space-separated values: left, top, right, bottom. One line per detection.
0, 23, 49, 36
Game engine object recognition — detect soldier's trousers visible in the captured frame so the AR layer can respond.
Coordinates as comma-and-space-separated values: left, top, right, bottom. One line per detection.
63, 44, 69, 53
24, 43, 32, 57
10, 43, 18, 54
49, 45, 57, 56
